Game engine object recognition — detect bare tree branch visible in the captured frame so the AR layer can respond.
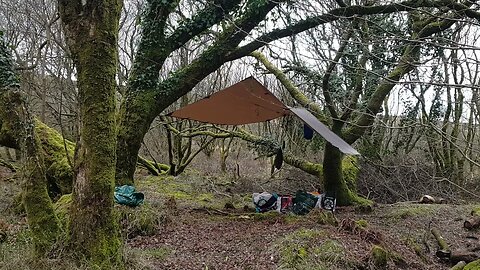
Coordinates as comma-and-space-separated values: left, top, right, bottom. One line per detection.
226, 0, 477, 61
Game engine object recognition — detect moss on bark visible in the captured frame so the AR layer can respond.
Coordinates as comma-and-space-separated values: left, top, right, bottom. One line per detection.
116, 90, 159, 185
35, 120, 74, 196
53, 193, 72, 230
58, 0, 123, 266
0, 35, 60, 257
1, 93, 61, 256
23, 173, 61, 256
0, 117, 74, 198
323, 143, 370, 206
471, 207, 480, 217
284, 153, 323, 179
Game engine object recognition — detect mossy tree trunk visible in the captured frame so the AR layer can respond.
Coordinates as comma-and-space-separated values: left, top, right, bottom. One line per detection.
323, 143, 354, 205
0, 120, 74, 198
1, 117, 75, 197
323, 122, 346, 203
58, 0, 122, 266
35, 120, 74, 197
322, 119, 364, 206
0, 33, 60, 256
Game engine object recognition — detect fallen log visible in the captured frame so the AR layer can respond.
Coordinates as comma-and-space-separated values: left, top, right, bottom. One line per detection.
450, 261, 466, 270
450, 250, 479, 264
464, 259, 480, 269
464, 208, 480, 230
418, 195, 447, 204
432, 227, 450, 260
464, 217, 480, 230
431, 227, 480, 264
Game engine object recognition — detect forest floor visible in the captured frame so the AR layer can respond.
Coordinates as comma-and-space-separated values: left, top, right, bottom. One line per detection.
0, 166, 479, 269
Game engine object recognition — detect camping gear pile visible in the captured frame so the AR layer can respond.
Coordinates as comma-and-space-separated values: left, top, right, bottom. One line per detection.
253, 190, 336, 215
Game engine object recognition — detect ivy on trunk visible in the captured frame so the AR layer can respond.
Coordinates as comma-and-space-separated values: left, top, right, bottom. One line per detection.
0, 33, 60, 256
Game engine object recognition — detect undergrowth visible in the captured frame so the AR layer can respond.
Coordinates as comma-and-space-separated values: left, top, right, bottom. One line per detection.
276, 228, 357, 270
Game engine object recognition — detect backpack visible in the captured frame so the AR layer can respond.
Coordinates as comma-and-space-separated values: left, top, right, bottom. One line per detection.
292, 190, 318, 215
253, 192, 278, 213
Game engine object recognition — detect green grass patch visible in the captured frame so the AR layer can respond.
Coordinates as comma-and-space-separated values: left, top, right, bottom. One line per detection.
0, 228, 38, 269
277, 229, 356, 269
140, 175, 250, 210
471, 206, 480, 216
252, 211, 283, 221
118, 203, 165, 238
355, 219, 368, 229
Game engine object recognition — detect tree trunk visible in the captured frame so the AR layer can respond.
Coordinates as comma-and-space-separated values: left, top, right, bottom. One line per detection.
35, 120, 74, 196
0, 118, 74, 197
0, 35, 59, 256
323, 142, 360, 206
58, 0, 123, 266
219, 138, 232, 173
116, 93, 158, 185
1, 91, 61, 256
451, 261, 467, 270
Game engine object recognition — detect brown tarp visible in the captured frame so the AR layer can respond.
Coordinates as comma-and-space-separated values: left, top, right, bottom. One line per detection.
169, 77, 290, 125
169, 77, 359, 155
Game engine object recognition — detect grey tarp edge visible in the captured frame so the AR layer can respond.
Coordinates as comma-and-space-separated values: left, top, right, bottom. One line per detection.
288, 107, 360, 155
